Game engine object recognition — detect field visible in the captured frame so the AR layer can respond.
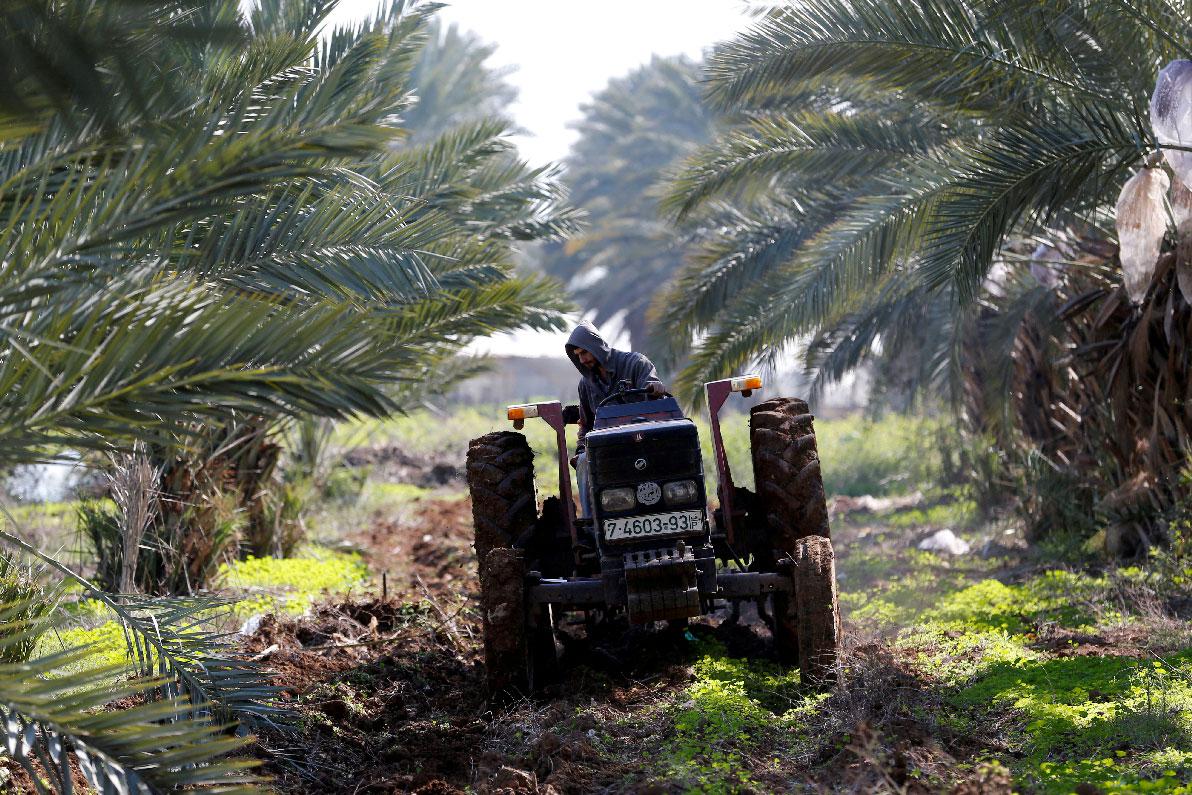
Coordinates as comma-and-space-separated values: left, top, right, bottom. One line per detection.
11, 407, 1192, 793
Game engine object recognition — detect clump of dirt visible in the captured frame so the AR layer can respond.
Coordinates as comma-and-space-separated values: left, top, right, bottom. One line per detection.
245, 593, 485, 793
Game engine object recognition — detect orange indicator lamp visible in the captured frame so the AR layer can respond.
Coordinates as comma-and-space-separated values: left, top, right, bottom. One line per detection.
729, 374, 763, 393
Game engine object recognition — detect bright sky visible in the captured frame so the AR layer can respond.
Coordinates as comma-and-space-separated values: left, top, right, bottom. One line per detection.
333, 0, 755, 167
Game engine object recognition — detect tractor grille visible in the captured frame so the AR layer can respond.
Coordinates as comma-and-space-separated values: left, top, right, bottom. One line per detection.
590, 437, 702, 483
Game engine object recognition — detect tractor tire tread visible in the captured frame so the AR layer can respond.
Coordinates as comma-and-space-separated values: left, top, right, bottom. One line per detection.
467, 432, 538, 580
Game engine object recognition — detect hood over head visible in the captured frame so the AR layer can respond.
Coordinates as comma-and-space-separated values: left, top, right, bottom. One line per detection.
566, 320, 612, 375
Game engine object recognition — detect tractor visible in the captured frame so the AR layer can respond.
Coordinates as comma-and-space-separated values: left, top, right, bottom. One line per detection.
465, 374, 840, 694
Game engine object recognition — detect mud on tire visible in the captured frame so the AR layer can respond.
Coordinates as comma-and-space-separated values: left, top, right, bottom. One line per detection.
792, 536, 840, 688
748, 398, 838, 687
480, 547, 529, 694
467, 431, 537, 580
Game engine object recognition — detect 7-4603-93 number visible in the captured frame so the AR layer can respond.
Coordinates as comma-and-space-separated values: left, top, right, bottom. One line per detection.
604, 510, 704, 541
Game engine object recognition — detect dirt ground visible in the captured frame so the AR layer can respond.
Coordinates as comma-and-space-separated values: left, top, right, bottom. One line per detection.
242, 496, 1020, 794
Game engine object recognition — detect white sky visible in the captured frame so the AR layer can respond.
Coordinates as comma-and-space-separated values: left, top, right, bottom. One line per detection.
333, 0, 756, 167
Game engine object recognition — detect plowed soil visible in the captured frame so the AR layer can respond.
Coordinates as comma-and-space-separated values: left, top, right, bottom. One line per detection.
246, 496, 718, 793
244, 496, 1010, 794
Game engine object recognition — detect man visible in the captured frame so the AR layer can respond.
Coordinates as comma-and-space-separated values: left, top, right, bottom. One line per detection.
565, 320, 666, 517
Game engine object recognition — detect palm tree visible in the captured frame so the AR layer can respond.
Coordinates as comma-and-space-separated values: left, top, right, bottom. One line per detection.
0, 0, 576, 467
662, 0, 1192, 544
402, 19, 519, 144
0, 0, 579, 786
536, 56, 718, 354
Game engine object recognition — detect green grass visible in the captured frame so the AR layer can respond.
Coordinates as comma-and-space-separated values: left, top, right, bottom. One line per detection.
660, 637, 822, 793
342, 405, 580, 497
34, 545, 371, 681
872, 561, 1192, 793
883, 498, 978, 529
954, 654, 1192, 793
716, 411, 947, 497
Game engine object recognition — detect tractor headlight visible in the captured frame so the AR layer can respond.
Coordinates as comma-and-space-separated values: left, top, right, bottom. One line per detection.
663, 480, 699, 505
600, 487, 636, 512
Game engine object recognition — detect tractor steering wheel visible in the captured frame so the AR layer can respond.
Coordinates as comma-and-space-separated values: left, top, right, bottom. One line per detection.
597, 382, 653, 408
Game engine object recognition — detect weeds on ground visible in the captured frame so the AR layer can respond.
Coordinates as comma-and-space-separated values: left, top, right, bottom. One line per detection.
217, 547, 368, 616
955, 653, 1192, 793
659, 638, 822, 792
879, 557, 1192, 793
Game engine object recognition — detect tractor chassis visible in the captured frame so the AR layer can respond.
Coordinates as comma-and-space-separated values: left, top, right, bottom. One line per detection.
527, 571, 791, 608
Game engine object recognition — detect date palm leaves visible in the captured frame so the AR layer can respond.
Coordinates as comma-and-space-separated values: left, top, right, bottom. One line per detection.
662, 0, 1189, 400
0, 0, 576, 466
662, 0, 1192, 546
0, 0, 576, 788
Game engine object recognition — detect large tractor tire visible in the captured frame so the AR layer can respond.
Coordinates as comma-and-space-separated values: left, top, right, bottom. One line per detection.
468, 432, 559, 695
749, 398, 839, 688
749, 398, 831, 547
467, 431, 537, 580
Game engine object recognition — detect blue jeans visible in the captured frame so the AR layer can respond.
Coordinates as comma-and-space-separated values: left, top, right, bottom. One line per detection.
576, 451, 592, 518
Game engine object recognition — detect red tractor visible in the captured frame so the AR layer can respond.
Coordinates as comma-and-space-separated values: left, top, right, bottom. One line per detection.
466, 375, 839, 694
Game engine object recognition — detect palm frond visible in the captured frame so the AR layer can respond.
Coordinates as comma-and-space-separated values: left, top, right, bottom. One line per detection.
917, 107, 1146, 300
0, 531, 282, 730
704, 0, 1115, 112
663, 111, 954, 220
0, 595, 263, 795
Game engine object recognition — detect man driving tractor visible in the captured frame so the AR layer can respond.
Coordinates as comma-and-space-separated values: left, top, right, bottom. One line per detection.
466, 319, 841, 694
565, 320, 666, 517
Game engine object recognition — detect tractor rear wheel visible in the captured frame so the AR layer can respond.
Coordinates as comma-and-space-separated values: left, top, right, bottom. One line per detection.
749, 398, 830, 547
467, 431, 537, 580
468, 431, 561, 694
749, 398, 838, 687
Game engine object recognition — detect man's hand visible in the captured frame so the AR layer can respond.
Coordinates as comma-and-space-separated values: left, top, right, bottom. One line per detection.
647, 382, 668, 398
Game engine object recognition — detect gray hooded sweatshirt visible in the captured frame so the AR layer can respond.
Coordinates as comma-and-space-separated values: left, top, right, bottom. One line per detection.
566, 321, 663, 443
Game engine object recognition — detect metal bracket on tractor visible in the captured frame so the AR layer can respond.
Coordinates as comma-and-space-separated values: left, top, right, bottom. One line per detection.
468, 372, 841, 696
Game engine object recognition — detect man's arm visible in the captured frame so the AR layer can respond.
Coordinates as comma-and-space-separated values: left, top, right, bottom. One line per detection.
576, 380, 593, 442
628, 352, 666, 396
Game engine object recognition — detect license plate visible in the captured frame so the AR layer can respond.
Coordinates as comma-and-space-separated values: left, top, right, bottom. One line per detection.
603, 510, 704, 541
